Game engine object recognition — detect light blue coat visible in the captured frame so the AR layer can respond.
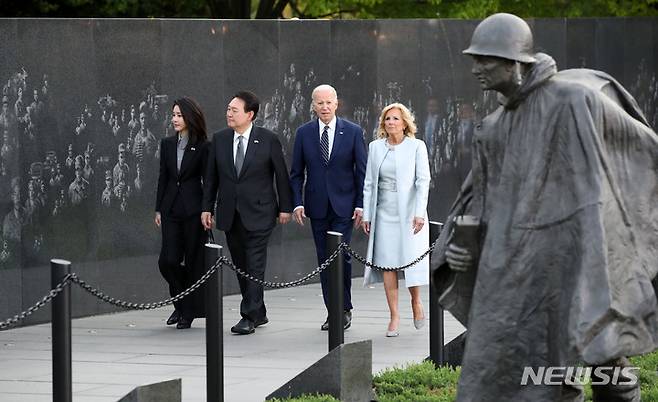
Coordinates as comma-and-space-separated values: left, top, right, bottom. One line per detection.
362, 137, 431, 287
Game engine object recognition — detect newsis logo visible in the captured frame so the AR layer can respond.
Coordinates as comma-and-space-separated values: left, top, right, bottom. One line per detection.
520, 366, 639, 386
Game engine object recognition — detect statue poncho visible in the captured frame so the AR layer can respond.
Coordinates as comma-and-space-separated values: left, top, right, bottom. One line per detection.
432, 53, 658, 401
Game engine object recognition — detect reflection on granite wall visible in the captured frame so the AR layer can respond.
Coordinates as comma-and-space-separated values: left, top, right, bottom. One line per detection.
0, 18, 655, 325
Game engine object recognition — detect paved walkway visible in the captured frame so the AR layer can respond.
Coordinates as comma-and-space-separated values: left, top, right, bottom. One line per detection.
0, 278, 465, 402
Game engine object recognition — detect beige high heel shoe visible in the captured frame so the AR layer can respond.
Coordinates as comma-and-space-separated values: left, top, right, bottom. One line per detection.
386, 319, 399, 337
412, 304, 425, 330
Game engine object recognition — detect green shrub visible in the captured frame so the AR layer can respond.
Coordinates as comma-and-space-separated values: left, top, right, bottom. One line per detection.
276, 351, 658, 402
269, 394, 339, 402
373, 361, 459, 402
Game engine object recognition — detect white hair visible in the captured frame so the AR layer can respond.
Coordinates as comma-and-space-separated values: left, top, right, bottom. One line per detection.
311, 84, 338, 101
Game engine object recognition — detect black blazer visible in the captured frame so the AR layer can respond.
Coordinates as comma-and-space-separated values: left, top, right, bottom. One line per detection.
203, 126, 292, 231
156, 135, 209, 218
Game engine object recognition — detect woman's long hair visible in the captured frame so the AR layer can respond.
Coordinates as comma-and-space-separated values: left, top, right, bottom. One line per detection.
376, 102, 417, 139
173, 97, 208, 143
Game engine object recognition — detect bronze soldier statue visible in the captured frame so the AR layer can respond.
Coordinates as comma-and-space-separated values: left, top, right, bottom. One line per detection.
432, 13, 658, 402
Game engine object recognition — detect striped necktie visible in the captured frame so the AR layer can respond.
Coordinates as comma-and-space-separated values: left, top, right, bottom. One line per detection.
235, 136, 245, 175
320, 125, 329, 165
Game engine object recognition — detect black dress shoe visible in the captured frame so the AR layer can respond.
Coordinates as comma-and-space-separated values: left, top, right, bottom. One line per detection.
320, 311, 352, 331
176, 317, 193, 329
166, 310, 180, 326
231, 318, 255, 335
254, 316, 269, 328
343, 310, 352, 330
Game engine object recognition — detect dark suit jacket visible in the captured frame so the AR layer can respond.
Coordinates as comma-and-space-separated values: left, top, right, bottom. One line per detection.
156, 135, 209, 217
203, 126, 292, 231
289, 117, 367, 219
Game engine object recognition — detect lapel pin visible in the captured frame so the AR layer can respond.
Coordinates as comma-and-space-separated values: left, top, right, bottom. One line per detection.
254, 139, 260, 144
191, 147, 196, 151
339, 131, 344, 135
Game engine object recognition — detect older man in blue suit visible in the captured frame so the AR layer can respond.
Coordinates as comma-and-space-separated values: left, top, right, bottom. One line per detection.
290, 84, 367, 330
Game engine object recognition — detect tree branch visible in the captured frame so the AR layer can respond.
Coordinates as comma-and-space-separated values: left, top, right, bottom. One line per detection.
287, 0, 306, 18
272, 0, 289, 17
256, 0, 275, 18
314, 8, 358, 18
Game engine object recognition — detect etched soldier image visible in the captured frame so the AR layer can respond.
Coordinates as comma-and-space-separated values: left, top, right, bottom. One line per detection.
112, 143, 129, 190
100, 169, 112, 207
14, 86, 25, 123
74, 112, 87, 137
49, 162, 64, 189
434, 13, 658, 402
82, 149, 94, 181
133, 162, 143, 193
0, 96, 16, 134
132, 111, 157, 164
288, 80, 306, 127
1, 128, 17, 176
68, 164, 89, 206
127, 104, 139, 139
28, 88, 44, 127
418, 97, 440, 174
64, 144, 74, 170
3, 178, 24, 243
28, 162, 46, 209
51, 189, 65, 216
24, 180, 40, 222
23, 111, 35, 141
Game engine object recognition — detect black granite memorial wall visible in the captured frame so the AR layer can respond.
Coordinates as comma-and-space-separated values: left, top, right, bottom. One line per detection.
0, 18, 655, 325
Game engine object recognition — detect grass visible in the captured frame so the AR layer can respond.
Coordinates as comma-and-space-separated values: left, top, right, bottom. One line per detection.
276, 351, 658, 401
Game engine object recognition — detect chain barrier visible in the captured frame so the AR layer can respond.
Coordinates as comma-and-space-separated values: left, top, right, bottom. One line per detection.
0, 236, 441, 328
342, 236, 440, 272
223, 243, 346, 288
70, 257, 224, 310
0, 274, 72, 330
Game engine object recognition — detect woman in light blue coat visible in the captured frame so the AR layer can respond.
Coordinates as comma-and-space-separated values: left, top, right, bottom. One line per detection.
361, 103, 431, 337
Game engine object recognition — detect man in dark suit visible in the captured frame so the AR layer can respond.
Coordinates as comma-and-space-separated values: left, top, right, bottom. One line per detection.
289, 84, 367, 330
202, 91, 292, 335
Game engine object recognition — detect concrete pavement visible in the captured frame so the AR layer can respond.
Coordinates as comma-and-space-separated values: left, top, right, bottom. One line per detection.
0, 278, 465, 401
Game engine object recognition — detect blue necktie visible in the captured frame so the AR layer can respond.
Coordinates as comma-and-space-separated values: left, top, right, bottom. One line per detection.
320, 125, 329, 165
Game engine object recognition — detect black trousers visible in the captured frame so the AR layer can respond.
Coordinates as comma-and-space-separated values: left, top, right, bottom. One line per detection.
225, 211, 273, 322
158, 196, 205, 320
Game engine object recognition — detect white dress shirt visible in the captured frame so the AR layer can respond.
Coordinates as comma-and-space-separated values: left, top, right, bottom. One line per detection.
233, 123, 253, 163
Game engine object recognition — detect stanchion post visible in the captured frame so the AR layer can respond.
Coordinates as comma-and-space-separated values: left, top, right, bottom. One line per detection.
51, 258, 72, 402
205, 243, 223, 402
428, 222, 444, 367
326, 231, 344, 352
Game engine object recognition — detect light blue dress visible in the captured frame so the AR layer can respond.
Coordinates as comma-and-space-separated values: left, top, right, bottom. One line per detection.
373, 145, 402, 267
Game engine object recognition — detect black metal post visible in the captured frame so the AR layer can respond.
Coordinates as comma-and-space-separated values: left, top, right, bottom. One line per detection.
428, 221, 444, 367
51, 258, 72, 402
205, 243, 223, 402
326, 231, 344, 352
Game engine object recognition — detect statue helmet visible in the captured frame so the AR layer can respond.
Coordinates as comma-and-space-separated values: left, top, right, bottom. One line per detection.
463, 13, 536, 63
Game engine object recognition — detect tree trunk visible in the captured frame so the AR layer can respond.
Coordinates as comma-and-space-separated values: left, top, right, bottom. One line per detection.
207, 0, 252, 18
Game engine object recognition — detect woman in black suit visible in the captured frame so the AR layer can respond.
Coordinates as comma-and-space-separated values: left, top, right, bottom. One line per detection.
155, 97, 209, 329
